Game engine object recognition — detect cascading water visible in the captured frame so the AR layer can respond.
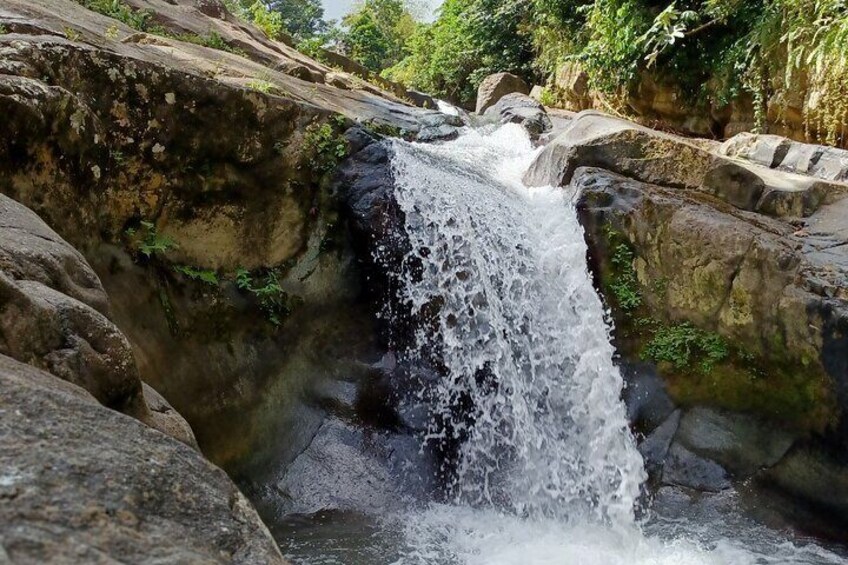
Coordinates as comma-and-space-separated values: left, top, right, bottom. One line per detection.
388, 125, 644, 526
278, 122, 848, 565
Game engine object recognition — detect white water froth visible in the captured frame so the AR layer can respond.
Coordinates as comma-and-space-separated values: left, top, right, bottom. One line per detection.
383, 124, 847, 564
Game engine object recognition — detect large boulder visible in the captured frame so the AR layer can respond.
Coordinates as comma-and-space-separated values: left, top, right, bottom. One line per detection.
573, 166, 847, 438
526, 111, 848, 217
0, 354, 285, 564
0, 194, 198, 448
483, 93, 553, 139
475, 72, 530, 114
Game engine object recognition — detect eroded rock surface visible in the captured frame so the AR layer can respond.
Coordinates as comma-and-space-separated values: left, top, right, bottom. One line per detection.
526, 112, 848, 217
0, 354, 284, 564
0, 194, 197, 448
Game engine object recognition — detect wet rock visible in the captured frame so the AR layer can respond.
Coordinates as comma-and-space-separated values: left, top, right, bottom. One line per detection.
272, 418, 431, 515
622, 362, 676, 434
406, 89, 436, 109
475, 72, 530, 114
662, 442, 732, 492
483, 93, 553, 139
675, 407, 797, 477
760, 444, 848, 525
578, 165, 845, 431
0, 354, 284, 564
639, 409, 681, 478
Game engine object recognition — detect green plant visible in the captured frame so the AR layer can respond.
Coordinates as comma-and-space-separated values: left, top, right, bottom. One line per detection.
537, 87, 558, 107
604, 226, 642, 311
302, 115, 349, 174
247, 1, 284, 40
643, 322, 729, 373
125, 221, 177, 258
104, 24, 119, 39
246, 79, 274, 93
174, 265, 219, 285
235, 267, 296, 325
64, 26, 83, 41
77, 0, 161, 33
0, 24, 8, 35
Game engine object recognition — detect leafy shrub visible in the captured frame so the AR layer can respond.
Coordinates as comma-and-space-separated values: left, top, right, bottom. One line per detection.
643, 322, 729, 373
125, 221, 177, 258
247, 1, 285, 40
235, 268, 295, 325
77, 0, 160, 33
302, 116, 349, 174
174, 265, 219, 285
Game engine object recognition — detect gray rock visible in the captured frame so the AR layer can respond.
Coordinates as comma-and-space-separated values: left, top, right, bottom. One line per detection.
662, 442, 732, 492
0, 353, 284, 564
639, 409, 681, 478
483, 93, 553, 139
0, 194, 108, 315
273, 419, 416, 515
475, 72, 530, 114
675, 407, 797, 477
722, 132, 848, 182
0, 194, 197, 446
719, 132, 793, 168
622, 362, 676, 434
761, 444, 848, 523
525, 111, 848, 217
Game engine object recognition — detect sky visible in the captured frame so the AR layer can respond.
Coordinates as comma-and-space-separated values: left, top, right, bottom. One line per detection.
320, 0, 443, 22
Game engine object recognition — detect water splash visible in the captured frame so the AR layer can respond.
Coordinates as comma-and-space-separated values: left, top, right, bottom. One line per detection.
388, 124, 645, 526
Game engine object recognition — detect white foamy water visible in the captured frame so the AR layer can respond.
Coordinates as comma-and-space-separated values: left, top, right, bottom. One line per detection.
377, 124, 848, 565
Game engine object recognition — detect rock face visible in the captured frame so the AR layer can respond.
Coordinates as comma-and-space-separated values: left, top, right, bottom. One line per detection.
0, 0, 460, 556
0, 354, 285, 564
475, 72, 530, 114
525, 110, 848, 530
525, 112, 848, 217
0, 194, 197, 448
721, 132, 848, 182
546, 63, 847, 149
0, 0, 461, 477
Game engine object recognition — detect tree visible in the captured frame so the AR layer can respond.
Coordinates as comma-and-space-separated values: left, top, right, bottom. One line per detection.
340, 0, 419, 72
383, 0, 536, 106
267, 0, 327, 39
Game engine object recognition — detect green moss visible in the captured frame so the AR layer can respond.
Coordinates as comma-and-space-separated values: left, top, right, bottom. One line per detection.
595, 220, 836, 434
362, 120, 407, 139
174, 31, 246, 55
665, 359, 836, 433
602, 225, 642, 312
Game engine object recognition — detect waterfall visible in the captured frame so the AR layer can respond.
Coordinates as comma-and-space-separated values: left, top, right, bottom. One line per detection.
276, 122, 848, 565
388, 124, 644, 525
373, 124, 845, 565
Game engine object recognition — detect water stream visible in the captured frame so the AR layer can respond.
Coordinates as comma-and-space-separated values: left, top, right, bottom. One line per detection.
278, 124, 848, 564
